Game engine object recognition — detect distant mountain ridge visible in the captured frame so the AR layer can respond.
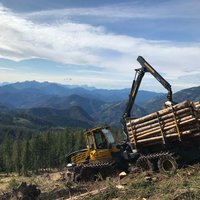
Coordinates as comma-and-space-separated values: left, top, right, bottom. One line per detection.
0, 81, 199, 128
0, 81, 163, 107
36, 94, 105, 115
143, 86, 200, 114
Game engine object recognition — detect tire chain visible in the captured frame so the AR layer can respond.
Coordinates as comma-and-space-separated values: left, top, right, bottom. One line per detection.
136, 151, 180, 172
73, 161, 117, 181
139, 151, 174, 162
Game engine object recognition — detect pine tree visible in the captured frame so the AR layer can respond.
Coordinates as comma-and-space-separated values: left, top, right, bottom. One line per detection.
40, 133, 49, 171
43, 132, 52, 171
0, 144, 4, 171
54, 132, 64, 168
21, 139, 30, 176
30, 135, 41, 173
12, 138, 22, 175
75, 130, 85, 150
3, 135, 13, 174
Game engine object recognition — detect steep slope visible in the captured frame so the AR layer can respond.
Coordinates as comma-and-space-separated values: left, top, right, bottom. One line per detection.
173, 86, 200, 102
0, 107, 52, 130
143, 86, 200, 114
37, 94, 105, 115
24, 106, 94, 128
94, 101, 147, 126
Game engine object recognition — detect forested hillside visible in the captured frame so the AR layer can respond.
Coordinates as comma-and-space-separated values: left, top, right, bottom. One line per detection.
0, 128, 84, 175
0, 125, 122, 175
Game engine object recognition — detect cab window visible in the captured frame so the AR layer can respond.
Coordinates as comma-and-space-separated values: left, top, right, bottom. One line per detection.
87, 133, 94, 150
94, 131, 107, 149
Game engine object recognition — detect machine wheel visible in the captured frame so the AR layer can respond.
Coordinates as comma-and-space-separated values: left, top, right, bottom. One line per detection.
74, 173, 81, 182
158, 155, 177, 175
80, 167, 95, 181
98, 167, 111, 180
136, 157, 153, 172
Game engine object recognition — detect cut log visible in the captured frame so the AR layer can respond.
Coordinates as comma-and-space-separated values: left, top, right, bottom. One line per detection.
126, 101, 192, 126
126, 110, 193, 133
132, 114, 194, 136
126, 100, 200, 148
137, 128, 199, 145
136, 115, 195, 139
126, 107, 193, 128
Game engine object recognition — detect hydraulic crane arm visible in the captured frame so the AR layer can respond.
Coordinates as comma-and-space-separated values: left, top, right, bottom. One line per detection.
123, 56, 173, 120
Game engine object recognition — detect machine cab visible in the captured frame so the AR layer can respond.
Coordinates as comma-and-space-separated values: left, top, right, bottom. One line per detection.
85, 127, 118, 162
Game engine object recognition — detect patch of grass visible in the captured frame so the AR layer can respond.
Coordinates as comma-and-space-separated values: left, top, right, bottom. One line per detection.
84, 185, 119, 200
7, 178, 20, 190
123, 179, 158, 199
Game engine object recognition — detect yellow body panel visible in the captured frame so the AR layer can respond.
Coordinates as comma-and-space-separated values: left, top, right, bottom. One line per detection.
71, 149, 90, 164
86, 127, 120, 162
69, 127, 120, 164
89, 149, 112, 161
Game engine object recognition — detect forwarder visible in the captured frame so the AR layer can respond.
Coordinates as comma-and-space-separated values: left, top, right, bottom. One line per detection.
66, 56, 200, 181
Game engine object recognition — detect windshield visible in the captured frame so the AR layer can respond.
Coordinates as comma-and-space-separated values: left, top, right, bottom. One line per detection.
87, 133, 94, 149
102, 129, 115, 144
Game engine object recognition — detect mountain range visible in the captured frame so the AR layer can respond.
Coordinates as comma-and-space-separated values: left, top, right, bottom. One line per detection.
143, 86, 200, 114
0, 81, 199, 129
0, 81, 163, 108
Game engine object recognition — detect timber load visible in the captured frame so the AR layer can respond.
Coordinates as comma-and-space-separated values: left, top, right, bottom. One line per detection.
194, 101, 200, 112
126, 100, 200, 148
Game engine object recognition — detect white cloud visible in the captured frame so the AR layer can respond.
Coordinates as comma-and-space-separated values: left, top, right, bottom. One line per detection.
26, 0, 200, 20
0, 4, 200, 91
0, 67, 14, 71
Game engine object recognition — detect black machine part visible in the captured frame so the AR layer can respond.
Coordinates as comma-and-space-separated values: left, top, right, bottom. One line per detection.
121, 56, 173, 140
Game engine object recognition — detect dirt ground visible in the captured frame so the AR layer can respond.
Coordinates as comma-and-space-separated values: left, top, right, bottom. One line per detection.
1, 165, 200, 200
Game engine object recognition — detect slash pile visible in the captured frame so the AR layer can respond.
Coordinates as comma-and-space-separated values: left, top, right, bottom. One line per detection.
126, 101, 200, 148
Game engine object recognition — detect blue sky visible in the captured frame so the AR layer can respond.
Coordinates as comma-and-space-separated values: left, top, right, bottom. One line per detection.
0, 0, 200, 91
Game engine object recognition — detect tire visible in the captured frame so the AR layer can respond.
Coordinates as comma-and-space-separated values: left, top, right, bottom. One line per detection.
136, 157, 153, 172
80, 167, 95, 181
74, 174, 81, 182
158, 155, 177, 175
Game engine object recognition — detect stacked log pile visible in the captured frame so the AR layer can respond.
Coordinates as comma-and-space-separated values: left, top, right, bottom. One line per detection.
194, 101, 200, 113
126, 101, 200, 148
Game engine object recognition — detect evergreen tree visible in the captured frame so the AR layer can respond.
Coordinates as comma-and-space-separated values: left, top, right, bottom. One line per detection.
43, 132, 52, 171
30, 135, 41, 173
57, 133, 65, 166
21, 139, 31, 176
3, 135, 13, 174
0, 127, 87, 174
0, 144, 4, 171
40, 134, 49, 171
75, 130, 85, 150
12, 138, 22, 175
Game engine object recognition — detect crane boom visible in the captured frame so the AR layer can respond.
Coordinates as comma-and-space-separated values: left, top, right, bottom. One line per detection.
122, 56, 173, 121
